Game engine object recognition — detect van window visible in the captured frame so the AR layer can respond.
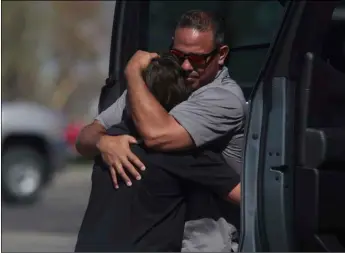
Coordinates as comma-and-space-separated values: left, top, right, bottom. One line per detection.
146, 1, 285, 98
321, 2, 345, 73
309, 1, 345, 128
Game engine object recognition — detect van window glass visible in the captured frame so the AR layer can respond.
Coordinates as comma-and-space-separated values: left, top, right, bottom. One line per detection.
147, 1, 285, 98
309, 1, 345, 128
322, 2, 345, 73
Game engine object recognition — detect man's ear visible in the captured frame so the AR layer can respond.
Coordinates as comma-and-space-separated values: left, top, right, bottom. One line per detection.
218, 45, 229, 66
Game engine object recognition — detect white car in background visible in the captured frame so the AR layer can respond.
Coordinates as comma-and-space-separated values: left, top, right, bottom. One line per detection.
2, 101, 69, 204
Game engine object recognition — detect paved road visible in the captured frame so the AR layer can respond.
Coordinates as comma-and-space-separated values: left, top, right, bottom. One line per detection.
2, 163, 93, 252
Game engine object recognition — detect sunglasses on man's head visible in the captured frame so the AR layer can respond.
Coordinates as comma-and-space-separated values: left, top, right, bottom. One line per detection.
169, 47, 219, 69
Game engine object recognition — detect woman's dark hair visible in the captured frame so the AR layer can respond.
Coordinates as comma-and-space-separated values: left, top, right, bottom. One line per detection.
144, 53, 192, 111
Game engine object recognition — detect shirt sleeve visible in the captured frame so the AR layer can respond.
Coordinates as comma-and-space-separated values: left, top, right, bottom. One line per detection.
169, 86, 245, 147
95, 90, 127, 130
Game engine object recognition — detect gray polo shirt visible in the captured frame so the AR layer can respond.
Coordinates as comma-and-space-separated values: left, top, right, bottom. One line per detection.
96, 66, 246, 251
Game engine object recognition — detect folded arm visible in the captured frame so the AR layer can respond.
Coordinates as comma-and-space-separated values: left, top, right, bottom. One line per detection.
126, 70, 193, 150
126, 70, 245, 152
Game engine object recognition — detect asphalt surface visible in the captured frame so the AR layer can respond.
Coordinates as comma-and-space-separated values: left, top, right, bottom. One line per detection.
2, 163, 93, 252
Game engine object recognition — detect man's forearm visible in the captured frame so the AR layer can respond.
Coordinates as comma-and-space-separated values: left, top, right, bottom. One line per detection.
126, 70, 172, 140
75, 121, 106, 158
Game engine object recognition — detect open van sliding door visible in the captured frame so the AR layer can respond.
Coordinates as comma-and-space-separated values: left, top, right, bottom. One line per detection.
294, 1, 345, 251
240, 1, 340, 252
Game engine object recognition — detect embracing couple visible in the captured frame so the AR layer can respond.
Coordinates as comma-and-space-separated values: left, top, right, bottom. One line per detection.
75, 9, 246, 252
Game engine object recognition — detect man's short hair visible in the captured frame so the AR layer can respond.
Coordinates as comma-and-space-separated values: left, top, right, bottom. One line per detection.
175, 10, 225, 46
144, 53, 192, 111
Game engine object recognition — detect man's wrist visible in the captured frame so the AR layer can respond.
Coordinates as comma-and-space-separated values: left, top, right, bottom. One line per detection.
126, 69, 146, 89
125, 65, 141, 78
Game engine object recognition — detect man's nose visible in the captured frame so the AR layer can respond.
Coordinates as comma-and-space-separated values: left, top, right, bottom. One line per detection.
181, 59, 193, 71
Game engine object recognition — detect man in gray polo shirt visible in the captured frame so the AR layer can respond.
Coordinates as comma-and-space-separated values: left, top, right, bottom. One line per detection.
76, 10, 246, 252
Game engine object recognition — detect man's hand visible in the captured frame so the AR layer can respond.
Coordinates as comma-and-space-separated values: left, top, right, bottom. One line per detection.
226, 183, 241, 205
125, 50, 159, 75
97, 135, 146, 189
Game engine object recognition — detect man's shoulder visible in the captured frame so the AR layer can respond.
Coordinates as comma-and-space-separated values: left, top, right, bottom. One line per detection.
192, 67, 245, 104
188, 69, 246, 115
